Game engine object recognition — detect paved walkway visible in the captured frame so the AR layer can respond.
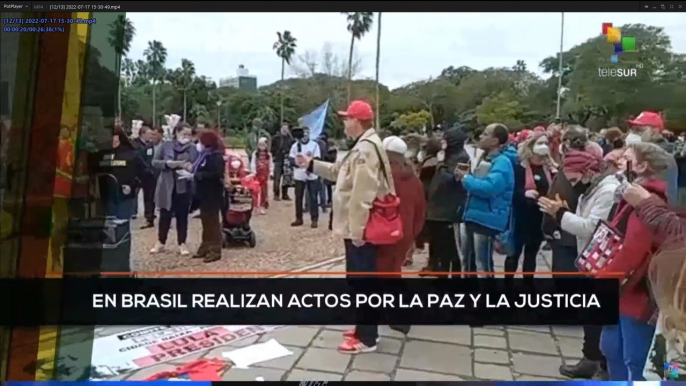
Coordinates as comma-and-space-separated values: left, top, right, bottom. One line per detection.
111, 249, 581, 381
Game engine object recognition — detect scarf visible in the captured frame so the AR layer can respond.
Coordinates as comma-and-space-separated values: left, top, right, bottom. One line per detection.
192, 148, 209, 173
524, 162, 552, 191
563, 150, 602, 174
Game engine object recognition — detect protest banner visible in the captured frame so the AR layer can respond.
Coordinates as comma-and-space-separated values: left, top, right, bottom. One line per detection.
36, 325, 281, 380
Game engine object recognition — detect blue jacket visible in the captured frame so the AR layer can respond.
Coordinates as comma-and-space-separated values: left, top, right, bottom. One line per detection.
462, 146, 516, 232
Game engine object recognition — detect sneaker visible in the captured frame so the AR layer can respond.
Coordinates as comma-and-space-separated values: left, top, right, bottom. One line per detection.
274, 196, 281, 202
291, 220, 303, 227
337, 337, 377, 354
179, 243, 191, 256
311, 221, 318, 229
559, 357, 602, 379
342, 329, 381, 343
259, 208, 267, 215
140, 222, 154, 230
150, 242, 165, 254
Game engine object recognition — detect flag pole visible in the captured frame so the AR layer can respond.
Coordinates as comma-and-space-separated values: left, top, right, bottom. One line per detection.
555, 12, 565, 119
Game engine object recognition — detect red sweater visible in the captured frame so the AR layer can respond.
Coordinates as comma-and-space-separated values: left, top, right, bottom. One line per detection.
596, 178, 667, 322
376, 162, 426, 274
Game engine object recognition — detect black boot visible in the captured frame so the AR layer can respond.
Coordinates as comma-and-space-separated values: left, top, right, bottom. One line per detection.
559, 358, 603, 379
291, 219, 303, 227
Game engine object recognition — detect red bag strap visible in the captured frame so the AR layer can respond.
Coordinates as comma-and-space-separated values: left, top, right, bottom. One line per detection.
361, 139, 394, 194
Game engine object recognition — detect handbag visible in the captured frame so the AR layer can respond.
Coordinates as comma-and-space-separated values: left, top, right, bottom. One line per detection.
361, 139, 404, 245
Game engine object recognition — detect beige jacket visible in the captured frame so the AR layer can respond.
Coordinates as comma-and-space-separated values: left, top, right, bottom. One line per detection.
313, 128, 395, 240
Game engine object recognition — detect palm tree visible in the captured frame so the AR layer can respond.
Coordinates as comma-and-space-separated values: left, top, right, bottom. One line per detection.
375, 12, 382, 129
342, 12, 374, 104
273, 31, 297, 124
171, 59, 196, 122
122, 58, 135, 85
108, 15, 135, 119
143, 40, 168, 126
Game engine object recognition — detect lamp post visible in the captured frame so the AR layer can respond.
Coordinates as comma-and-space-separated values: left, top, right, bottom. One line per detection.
216, 100, 222, 127
555, 12, 565, 120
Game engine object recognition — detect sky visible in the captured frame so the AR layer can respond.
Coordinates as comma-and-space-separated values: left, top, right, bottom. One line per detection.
125, 13, 686, 90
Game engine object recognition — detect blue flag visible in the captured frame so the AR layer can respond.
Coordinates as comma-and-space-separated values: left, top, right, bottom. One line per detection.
300, 99, 329, 140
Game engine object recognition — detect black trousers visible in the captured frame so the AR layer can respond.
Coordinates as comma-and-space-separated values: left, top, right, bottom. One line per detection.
426, 220, 461, 273
345, 239, 379, 346
504, 232, 543, 274
141, 174, 156, 224
550, 241, 577, 272
550, 241, 606, 367
158, 192, 191, 245
295, 179, 320, 222
273, 160, 284, 197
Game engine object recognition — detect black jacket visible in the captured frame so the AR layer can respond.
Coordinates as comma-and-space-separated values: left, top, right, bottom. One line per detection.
271, 133, 294, 163
89, 143, 147, 201
194, 150, 225, 210
132, 137, 155, 175
425, 128, 470, 223
317, 138, 329, 160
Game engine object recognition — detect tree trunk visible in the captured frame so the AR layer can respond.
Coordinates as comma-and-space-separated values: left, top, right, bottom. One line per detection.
280, 58, 285, 124
116, 55, 122, 119
183, 90, 187, 122
152, 82, 156, 127
347, 33, 355, 104
375, 13, 382, 129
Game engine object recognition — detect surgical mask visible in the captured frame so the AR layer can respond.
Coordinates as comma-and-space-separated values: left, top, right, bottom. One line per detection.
533, 144, 549, 156
196, 142, 203, 152
230, 161, 241, 169
177, 136, 190, 145
437, 151, 445, 162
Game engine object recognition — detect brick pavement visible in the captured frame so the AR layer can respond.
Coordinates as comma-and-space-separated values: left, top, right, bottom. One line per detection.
108, 249, 583, 381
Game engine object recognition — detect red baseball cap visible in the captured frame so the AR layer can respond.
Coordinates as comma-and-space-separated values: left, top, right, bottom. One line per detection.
338, 100, 374, 121
627, 111, 664, 131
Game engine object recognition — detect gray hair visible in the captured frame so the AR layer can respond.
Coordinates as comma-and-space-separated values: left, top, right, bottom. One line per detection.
630, 142, 676, 175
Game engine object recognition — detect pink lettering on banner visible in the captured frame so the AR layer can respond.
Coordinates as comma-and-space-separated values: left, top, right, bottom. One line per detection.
132, 327, 242, 368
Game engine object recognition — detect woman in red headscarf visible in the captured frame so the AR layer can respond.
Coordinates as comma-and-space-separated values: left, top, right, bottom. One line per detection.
192, 131, 226, 263
538, 149, 620, 380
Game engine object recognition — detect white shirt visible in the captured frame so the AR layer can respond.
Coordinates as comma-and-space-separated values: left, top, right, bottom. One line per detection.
289, 140, 320, 181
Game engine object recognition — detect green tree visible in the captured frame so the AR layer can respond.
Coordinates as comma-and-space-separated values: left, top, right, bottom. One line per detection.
143, 40, 167, 126
108, 15, 135, 119
273, 30, 297, 124
476, 91, 524, 129
342, 12, 374, 104
170, 59, 196, 122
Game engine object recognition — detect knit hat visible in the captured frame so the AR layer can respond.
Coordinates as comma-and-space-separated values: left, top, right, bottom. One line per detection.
563, 150, 602, 174
382, 136, 408, 155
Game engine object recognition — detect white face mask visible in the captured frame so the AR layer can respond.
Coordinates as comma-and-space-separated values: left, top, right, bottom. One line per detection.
533, 144, 550, 156
230, 161, 241, 169
437, 151, 445, 162
177, 136, 190, 145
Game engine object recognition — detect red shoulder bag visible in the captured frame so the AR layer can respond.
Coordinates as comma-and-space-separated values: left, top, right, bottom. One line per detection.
361, 140, 404, 245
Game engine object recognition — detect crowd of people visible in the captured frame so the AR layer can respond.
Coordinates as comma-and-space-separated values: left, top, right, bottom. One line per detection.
75, 102, 686, 379
284, 103, 685, 380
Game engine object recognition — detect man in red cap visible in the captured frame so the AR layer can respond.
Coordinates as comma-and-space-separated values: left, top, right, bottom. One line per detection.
627, 111, 678, 203
294, 100, 395, 354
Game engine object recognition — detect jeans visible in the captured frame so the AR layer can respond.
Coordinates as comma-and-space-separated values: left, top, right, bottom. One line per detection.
295, 179, 320, 222
344, 239, 378, 347
459, 223, 495, 275
318, 178, 327, 208
600, 315, 656, 380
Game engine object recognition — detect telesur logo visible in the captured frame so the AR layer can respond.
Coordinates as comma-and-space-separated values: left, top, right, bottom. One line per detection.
598, 23, 640, 77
